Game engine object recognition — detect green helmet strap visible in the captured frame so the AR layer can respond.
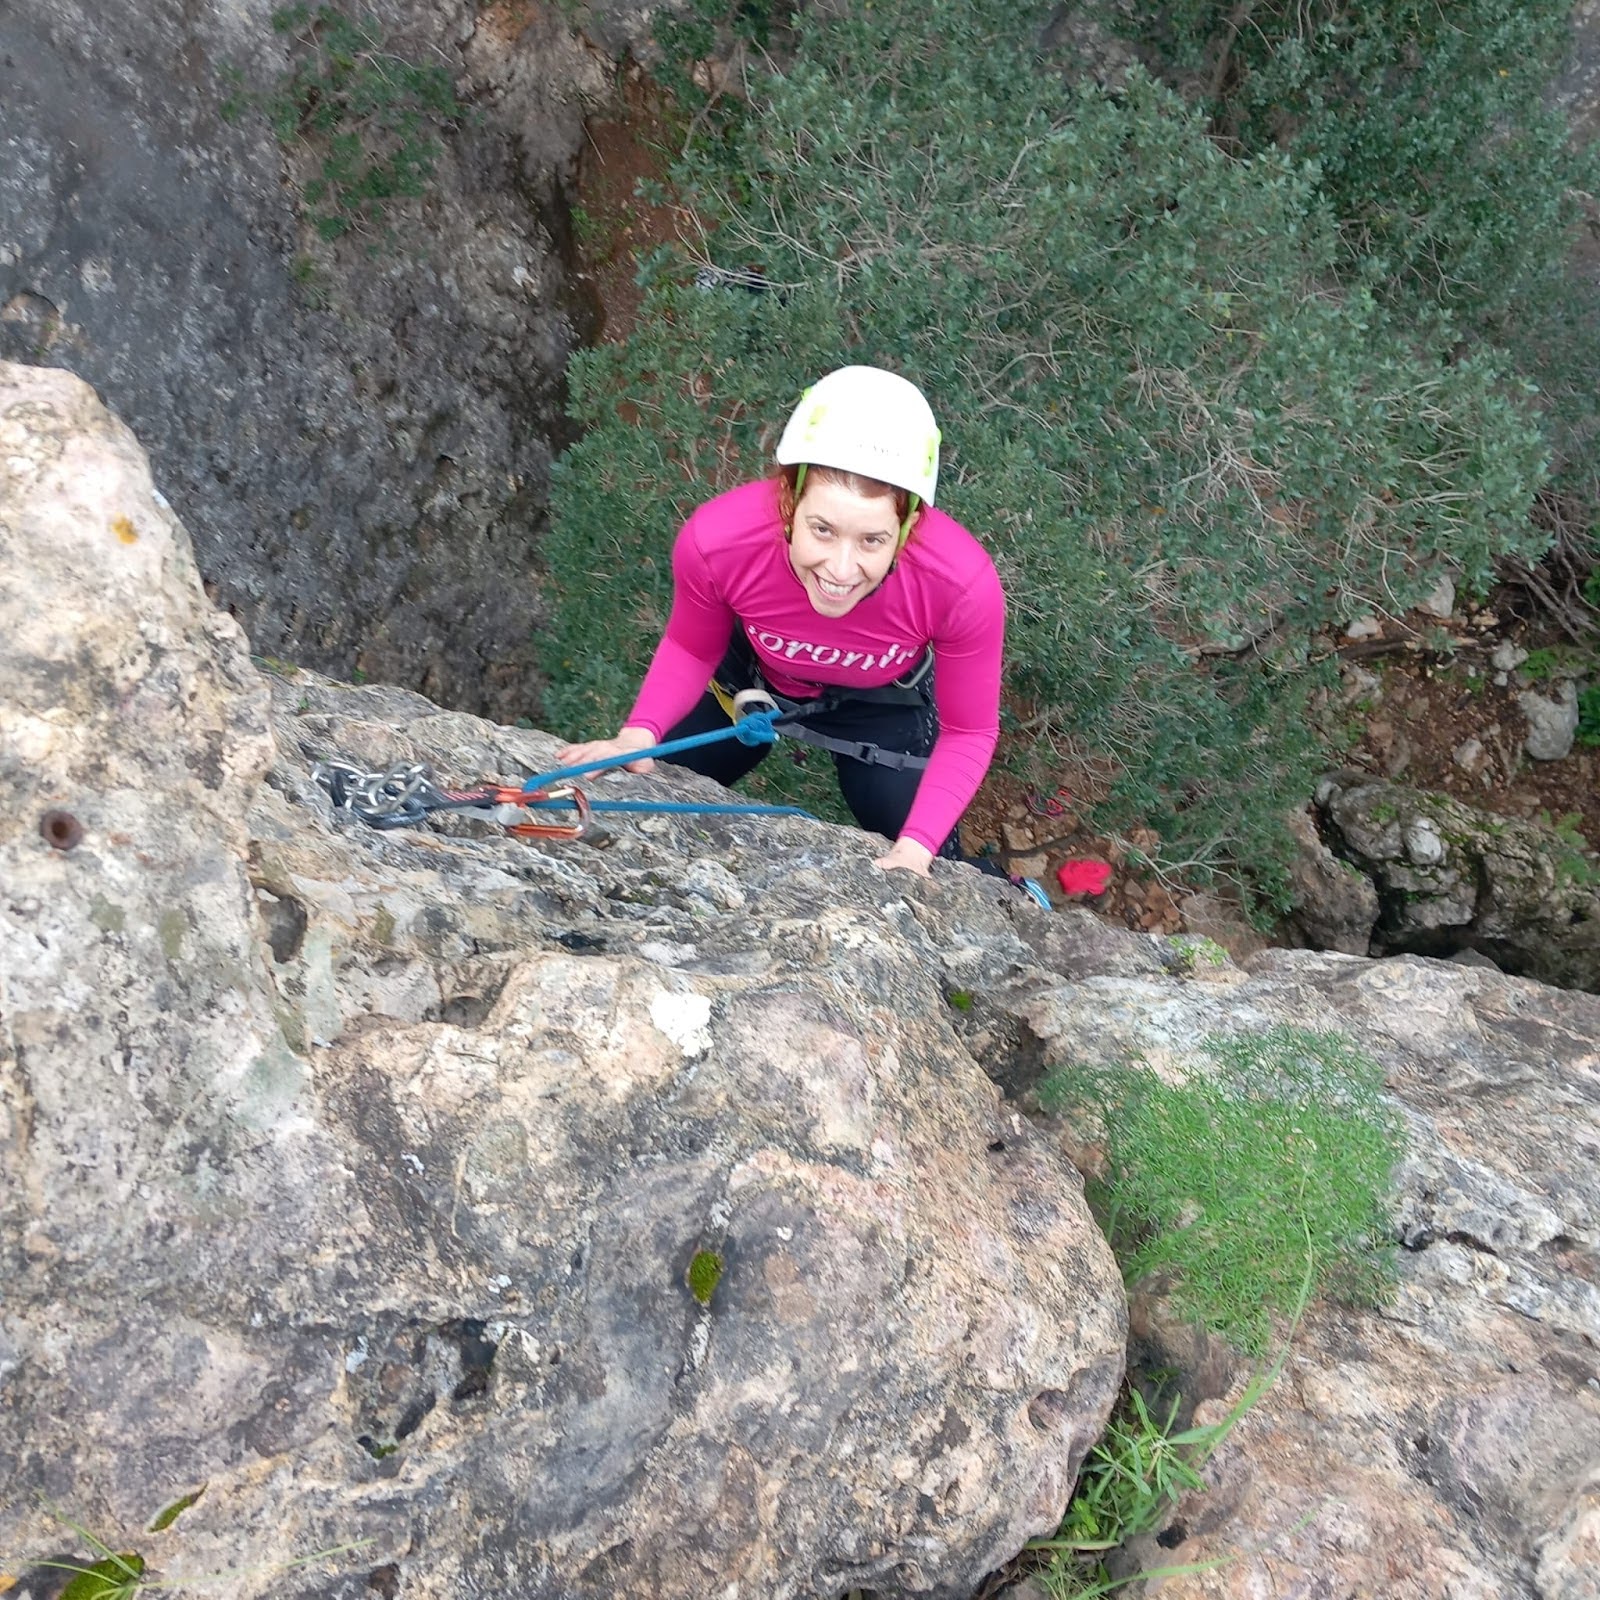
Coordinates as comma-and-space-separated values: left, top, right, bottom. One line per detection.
898, 494, 922, 549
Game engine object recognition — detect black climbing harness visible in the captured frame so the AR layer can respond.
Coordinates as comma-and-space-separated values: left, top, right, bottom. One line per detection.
709, 640, 936, 773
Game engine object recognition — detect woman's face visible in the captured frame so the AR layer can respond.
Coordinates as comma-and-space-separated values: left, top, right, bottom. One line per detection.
787, 476, 900, 617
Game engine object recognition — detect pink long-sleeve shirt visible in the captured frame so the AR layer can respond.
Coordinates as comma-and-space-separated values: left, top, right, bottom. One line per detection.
627, 478, 1005, 853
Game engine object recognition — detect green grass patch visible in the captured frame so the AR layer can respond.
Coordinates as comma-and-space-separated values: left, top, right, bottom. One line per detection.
1521, 645, 1587, 683
1042, 1026, 1404, 1355
1049, 1389, 1211, 1556
1031, 1320, 1301, 1597
27, 1501, 374, 1596
57, 1553, 146, 1600
738, 745, 853, 827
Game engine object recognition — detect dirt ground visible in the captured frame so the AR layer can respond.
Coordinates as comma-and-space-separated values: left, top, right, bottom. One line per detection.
959, 601, 1599, 943
570, 69, 685, 348
1335, 611, 1600, 841
567, 77, 1600, 949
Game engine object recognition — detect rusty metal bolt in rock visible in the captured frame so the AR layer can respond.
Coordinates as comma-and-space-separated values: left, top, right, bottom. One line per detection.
40, 810, 83, 851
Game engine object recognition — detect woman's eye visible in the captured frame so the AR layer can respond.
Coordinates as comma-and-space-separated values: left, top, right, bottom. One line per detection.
810, 522, 833, 539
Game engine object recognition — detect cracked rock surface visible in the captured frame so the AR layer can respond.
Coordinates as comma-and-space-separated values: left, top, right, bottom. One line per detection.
1021, 951, 1600, 1600
6, 365, 1599, 1600
1, 362, 1125, 1597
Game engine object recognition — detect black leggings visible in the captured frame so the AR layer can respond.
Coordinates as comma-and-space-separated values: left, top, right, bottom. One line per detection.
660, 684, 961, 858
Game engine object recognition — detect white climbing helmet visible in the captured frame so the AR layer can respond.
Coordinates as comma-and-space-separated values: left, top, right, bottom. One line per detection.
775, 366, 941, 507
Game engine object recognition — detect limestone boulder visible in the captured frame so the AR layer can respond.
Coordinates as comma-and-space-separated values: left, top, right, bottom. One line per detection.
1013, 949, 1600, 1600
1519, 679, 1581, 762
1281, 801, 1381, 955
12, 361, 1600, 1600
0, 363, 1126, 1598
1317, 777, 1600, 992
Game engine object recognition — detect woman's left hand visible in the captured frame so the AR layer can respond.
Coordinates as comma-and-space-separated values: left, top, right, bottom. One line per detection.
873, 837, 935, 877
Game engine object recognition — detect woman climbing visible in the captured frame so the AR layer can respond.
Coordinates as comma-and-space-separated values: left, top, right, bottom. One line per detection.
554, 365, 1005, 879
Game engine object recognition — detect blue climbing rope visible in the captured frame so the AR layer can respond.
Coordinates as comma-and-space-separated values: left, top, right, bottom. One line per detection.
314, 698, 1058, 909
315, 709, 815, 837
517, 709, 782, 795
521, 797, 812, 819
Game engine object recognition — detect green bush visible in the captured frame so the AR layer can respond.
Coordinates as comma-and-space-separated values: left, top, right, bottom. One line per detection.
541, 0, 1547, 896
227, 5, 461, 241
1115, 0, 1592, 328
1040, 1026, 1404, 1354
1579, 683, 1600, 749
1497, 265, 1600, 495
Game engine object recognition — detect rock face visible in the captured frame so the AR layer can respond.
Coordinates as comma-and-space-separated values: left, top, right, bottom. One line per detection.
0, 0, 617, 718
1281, 802, 1381, 955
1017, 949, 1600, 1600
7, 364, 1600, 1600
1300, 776, 1600, 993
0, 363, 1126, 1596
1558, 1, 1600, 146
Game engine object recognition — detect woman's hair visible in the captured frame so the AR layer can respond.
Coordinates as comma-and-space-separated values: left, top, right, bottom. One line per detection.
774, 463, 920, 542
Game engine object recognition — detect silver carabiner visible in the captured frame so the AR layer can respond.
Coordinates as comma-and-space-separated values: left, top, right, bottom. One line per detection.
315, 760, 439, 827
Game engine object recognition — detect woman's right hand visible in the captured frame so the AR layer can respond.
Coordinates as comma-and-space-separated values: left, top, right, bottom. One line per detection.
554, 726, 659, 775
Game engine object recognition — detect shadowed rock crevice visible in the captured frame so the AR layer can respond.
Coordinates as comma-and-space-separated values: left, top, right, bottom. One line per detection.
257, 886, 308, 964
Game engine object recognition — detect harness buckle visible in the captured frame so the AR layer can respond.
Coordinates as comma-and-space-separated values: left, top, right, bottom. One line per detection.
733, 687, 780, 719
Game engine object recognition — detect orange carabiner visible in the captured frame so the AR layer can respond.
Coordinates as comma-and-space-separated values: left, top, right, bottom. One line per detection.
507, 784, 593, 841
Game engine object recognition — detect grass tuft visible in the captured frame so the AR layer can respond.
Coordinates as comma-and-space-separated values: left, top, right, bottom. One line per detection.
1042, 1025, 1404, 1355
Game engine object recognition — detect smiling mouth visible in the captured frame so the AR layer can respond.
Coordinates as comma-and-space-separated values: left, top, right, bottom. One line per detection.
815, 576, 857, 598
